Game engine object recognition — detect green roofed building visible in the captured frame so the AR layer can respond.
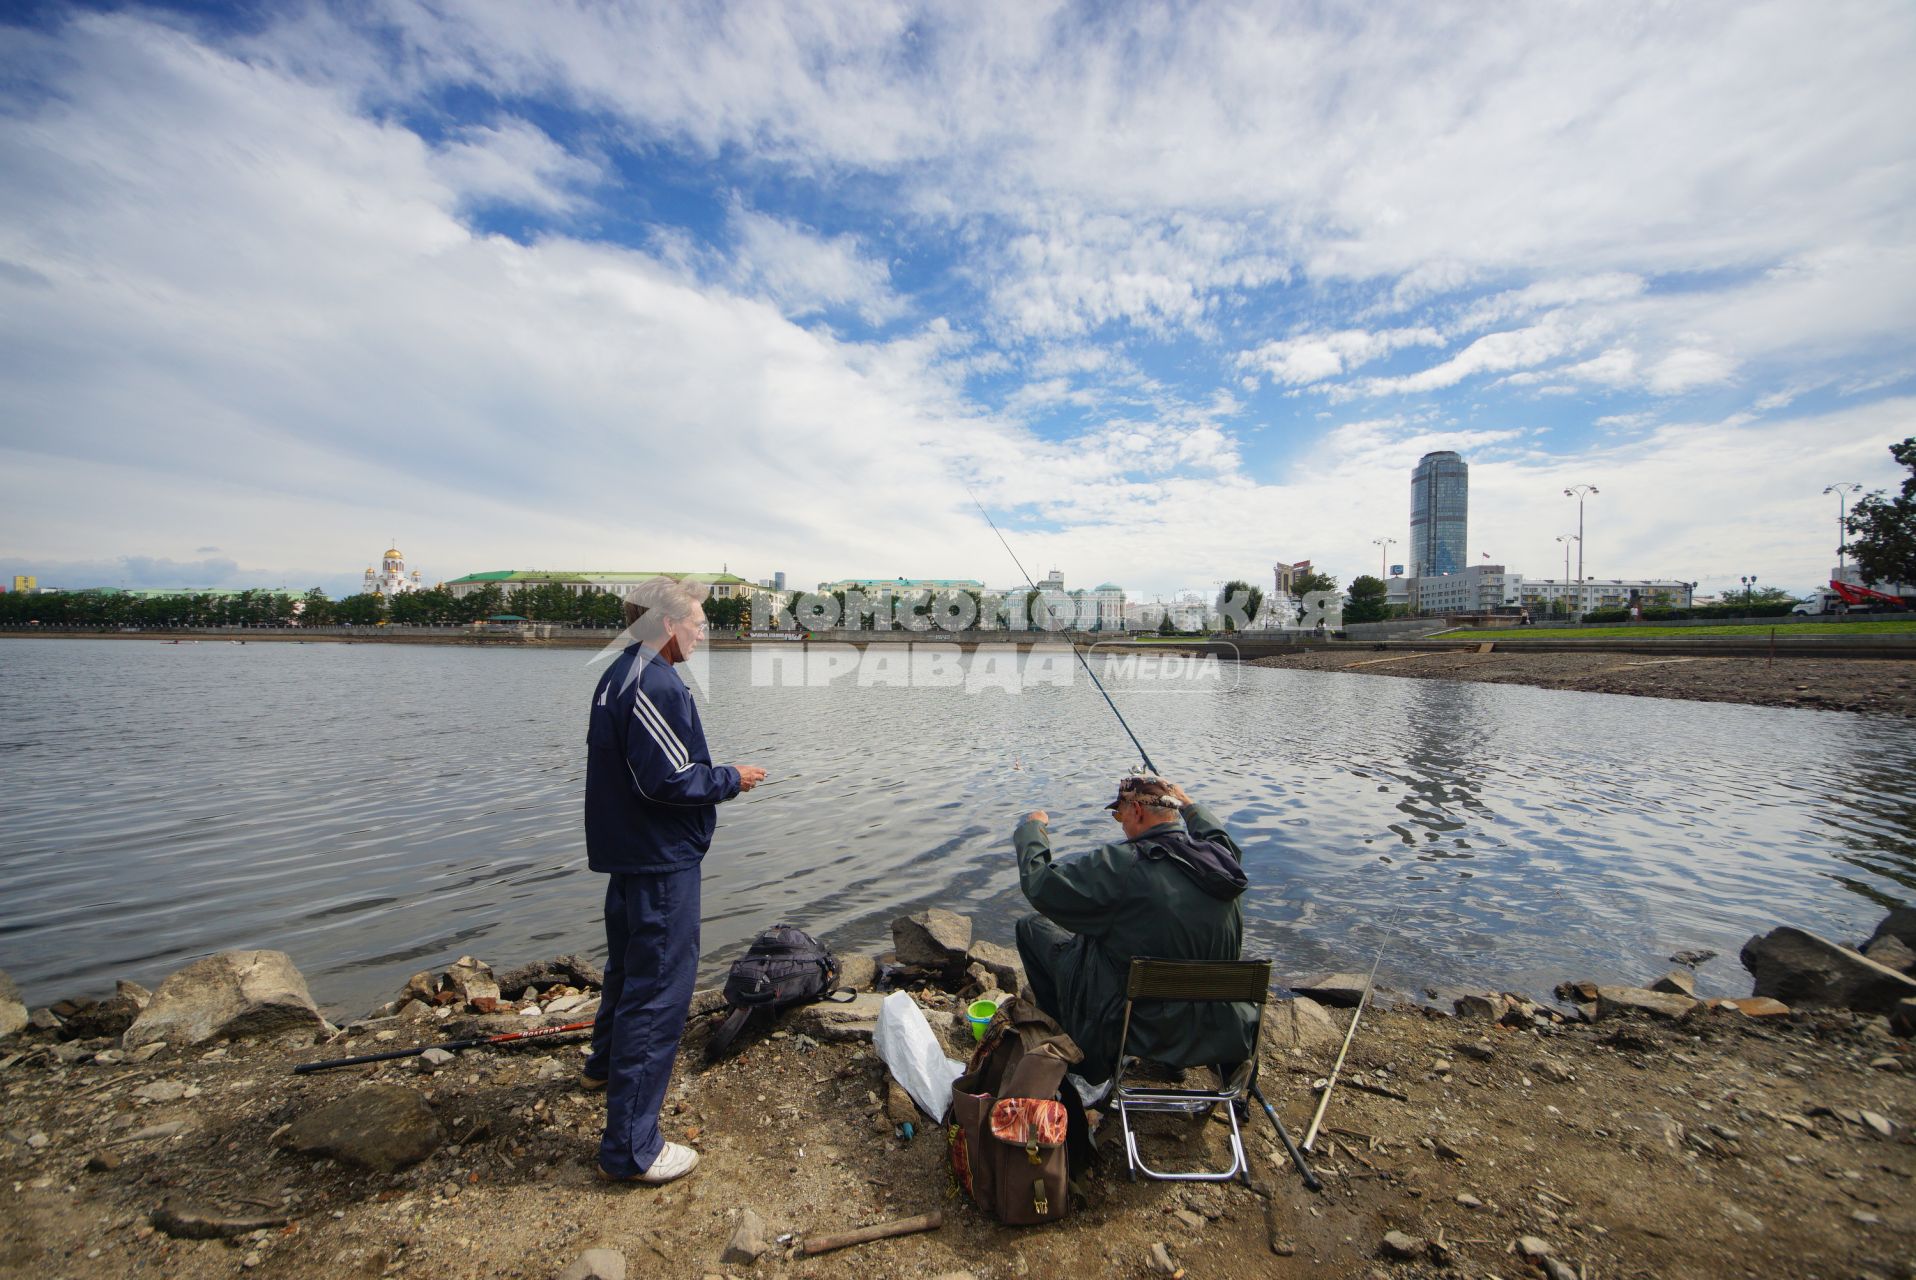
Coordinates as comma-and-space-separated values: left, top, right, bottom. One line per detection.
442, 570, 760, 601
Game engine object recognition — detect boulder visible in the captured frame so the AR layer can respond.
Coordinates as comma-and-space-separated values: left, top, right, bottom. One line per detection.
1595, 986, 1698, 1021
557, 1249, 627, 1280
1452, 992, 1509, 1021
792, 992, 885, 1042
277, 1084, 444, 1173
892, 910, 972, 968
0, 970, 26, 1041
1739, 927, 1916, 1014
1649, 971, 1697, 997
495, 954, 603, 999
1265, 996, 1342, 1051
1863, 935, 1916, 975
1868, 907, 1916, 950
1291, 972, 1373, 1008
838, 954, 878, 992
967, 940, 1024, 995
124, 951, 325, 1049
442, 957, 501, 1007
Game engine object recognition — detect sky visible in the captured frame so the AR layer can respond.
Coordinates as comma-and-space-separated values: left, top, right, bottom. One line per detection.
1, 1, 1913, 600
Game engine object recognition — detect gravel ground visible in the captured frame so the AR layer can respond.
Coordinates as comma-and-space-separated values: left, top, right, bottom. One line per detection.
1251, 650, 1916, 718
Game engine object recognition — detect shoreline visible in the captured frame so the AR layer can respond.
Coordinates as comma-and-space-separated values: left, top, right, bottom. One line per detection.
1252, 647, 1916, 717
2, 912, 1911, 1279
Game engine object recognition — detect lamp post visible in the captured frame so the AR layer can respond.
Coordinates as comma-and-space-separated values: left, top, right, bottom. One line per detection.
1563, 484, 1599, 581
1740, 575, 1757, 609
1823, 483, 1862, 576
1556, 534, 1579, 616
1372, 537, 1396, 580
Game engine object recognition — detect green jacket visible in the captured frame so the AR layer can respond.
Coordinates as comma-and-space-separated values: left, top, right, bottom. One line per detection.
1015, 802, 1255, 1082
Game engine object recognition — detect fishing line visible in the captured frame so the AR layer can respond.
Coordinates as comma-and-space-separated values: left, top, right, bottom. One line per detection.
960, 479, 1159, 775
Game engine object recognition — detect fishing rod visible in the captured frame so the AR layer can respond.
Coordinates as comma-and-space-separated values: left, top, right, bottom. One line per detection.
962, 482, 1158, 774
291, 1019, 595, 1075
1301, 944, 1384, 1151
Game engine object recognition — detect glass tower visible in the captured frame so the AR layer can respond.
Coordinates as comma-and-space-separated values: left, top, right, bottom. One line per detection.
1410, 451, 1468, 578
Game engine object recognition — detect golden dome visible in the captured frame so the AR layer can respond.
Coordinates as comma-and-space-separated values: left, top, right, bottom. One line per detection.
383, 548, 403, 560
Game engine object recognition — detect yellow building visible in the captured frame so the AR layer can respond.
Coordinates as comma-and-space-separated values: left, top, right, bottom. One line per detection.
10, 575, 35, 594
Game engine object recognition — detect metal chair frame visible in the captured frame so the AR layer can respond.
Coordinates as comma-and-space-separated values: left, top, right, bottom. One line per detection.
1110, 957, 1270, 1184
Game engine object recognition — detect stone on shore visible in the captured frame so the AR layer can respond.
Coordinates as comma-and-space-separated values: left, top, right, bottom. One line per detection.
1380, 1230, 1423, 1260
1715, 996, 1791, 1017
892, 910, 972, 968
1594, 986, 1698, 1020
1868, 907, 1916, 950
124, 950, 325, 1049
1649, 971, 1697, 997
59, 987, 148, 1040
0, 970, 26, 1041
966, 940, 1024, 994
496, 954, 603, 999
1739, 927, 1916, 1013
442, 956, 501, 1007
837, 953, 878, 992
278, 1084, 444, 1173
1266, 996, 1342, 1051
720, 1208, 769, 1264
1863, 934, 1916, 975
557, 1248, 627, 1280
1292, 972, 1373, 1008
792, 992, 885, 1042
1453, 992, 1508, 1021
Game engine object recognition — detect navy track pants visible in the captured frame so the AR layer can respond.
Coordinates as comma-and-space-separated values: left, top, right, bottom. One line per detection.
585, 867, 700, 1177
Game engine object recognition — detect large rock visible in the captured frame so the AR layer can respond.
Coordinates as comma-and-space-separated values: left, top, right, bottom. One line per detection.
892, 910, 972, 968
1739, 927, 1916, 1014
0, 971, 26, 1041
837, 954, 878, 992
1863, 935, 1916, 975
442, 957, 500, 1007
277, 1085, 444, 1173
1595, 986, 1698, 1020
1868, 908, 1916, 950
967, 940, 1024, 995
1290, 972, 1373, 1008
59, 986, 148, 1041
124, 951, 325, 1049
792, 992, 885, 1042
495, 954, 603, 999
1265, 996, 1341, 1051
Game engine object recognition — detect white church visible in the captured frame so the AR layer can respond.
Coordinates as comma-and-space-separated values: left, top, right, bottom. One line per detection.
362, 545, 425, 598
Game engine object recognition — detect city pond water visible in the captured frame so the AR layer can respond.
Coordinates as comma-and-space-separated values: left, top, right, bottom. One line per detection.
0, 638, 1910, 1015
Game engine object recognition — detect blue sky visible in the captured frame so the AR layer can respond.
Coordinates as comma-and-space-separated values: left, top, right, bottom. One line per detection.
2, 1, 1913, 599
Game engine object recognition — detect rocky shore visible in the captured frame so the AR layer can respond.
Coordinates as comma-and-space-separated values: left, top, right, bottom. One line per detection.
1250, 650, 1916, 718
2, 910, 1912, 1279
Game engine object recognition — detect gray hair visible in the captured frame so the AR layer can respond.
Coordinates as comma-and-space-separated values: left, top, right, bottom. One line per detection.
623, 577, 709, 639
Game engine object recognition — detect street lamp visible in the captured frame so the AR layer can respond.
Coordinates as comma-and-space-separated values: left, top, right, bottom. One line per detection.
1740, 575, 1758, 608
1823, 483, 1862, 575
1556, 534, 1579, 616
1372, 537, 1396, 580
1563, 484, 1599, 581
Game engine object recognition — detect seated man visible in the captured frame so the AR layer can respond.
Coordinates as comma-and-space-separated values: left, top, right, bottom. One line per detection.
1014, 774, 1252, 1084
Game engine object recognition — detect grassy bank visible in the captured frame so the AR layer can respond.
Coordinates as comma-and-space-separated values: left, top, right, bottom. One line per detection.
1460, 619, 1916, 640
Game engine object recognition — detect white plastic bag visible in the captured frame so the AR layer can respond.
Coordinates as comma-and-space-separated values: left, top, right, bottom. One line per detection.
872, 991, 965, 1123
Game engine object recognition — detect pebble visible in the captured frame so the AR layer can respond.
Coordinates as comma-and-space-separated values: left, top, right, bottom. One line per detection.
1148, 1242, 1178, 1275
1518, 1235, 1553, 1259
1852, 1210, 1880, 1226
26, 1132, 48, 1150
1543, 1259, 1577, 1280
1455, 1192, 1484, 1209
1380, 1230, 1424, 1260
420, 1048, 455, 1068
1173, 1208, 1204, 1231
241, 1252, 261, 1269
1457, 1041, 1495, 1062
1860, 1110, 1893, 1137
374, 1030, 399, 1043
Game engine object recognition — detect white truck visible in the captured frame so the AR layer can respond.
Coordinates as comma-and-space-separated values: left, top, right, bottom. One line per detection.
1793, 580, 1915, 615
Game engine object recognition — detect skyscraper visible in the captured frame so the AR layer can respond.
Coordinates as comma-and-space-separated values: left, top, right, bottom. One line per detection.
1410, 451, 1468, 578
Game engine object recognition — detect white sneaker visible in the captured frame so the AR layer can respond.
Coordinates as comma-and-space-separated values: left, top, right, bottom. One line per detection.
636, 1141, 699, 1184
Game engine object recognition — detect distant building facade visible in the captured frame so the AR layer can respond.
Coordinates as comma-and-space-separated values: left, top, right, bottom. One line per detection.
364, 547, 425, 598
1411, 564, 1520, 614
444, 570, 759, 601
1517, 578, 1693, 615
1410, 451, 1468, 579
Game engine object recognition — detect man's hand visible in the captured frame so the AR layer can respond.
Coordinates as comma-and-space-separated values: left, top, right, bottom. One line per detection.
1167, 783, 1192, 807
735, 765, 768, 792
1026, 809, 1049, 826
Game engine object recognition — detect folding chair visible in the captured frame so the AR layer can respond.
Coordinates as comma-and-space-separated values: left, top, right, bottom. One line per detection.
1110, 957, 1271, 1184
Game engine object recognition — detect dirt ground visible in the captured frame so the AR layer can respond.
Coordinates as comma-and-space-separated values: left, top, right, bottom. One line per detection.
3, 981, 1912, 1280
1250, 650, 1916, 718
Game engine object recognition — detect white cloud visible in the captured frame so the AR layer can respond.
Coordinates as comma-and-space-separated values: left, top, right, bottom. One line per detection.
428, 118, 600, 214
1237, 326, 1443, 387
728, 207, 905, 323
1350, 319, 1586, 396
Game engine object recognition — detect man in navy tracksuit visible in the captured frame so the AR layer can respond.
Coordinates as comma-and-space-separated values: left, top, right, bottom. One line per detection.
582, 580, 764, 1184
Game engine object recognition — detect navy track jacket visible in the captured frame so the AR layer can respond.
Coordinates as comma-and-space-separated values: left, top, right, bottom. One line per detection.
585, 644, 741, 874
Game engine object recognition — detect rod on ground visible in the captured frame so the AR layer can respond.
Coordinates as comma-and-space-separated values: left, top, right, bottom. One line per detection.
291, 1019, 595, 1075
1301, 947, 1383, 1152
1249, 1080, 1321, 1192
798, 1210, 943, 1256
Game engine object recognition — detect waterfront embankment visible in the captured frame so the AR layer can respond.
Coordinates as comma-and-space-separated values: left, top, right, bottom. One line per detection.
1252, 648, 1916, 717
2, 909, 1912, 1279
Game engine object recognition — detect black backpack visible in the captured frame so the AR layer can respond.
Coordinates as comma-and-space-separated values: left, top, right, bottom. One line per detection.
705, 924, 849, 1061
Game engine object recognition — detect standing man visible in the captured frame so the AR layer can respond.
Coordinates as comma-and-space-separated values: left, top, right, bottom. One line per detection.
583, 579, 765, 1184
1013, 774, 1250, 1083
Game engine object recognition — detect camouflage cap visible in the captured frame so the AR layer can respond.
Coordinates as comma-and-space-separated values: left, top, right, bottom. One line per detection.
1104, 773, 1182, 811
